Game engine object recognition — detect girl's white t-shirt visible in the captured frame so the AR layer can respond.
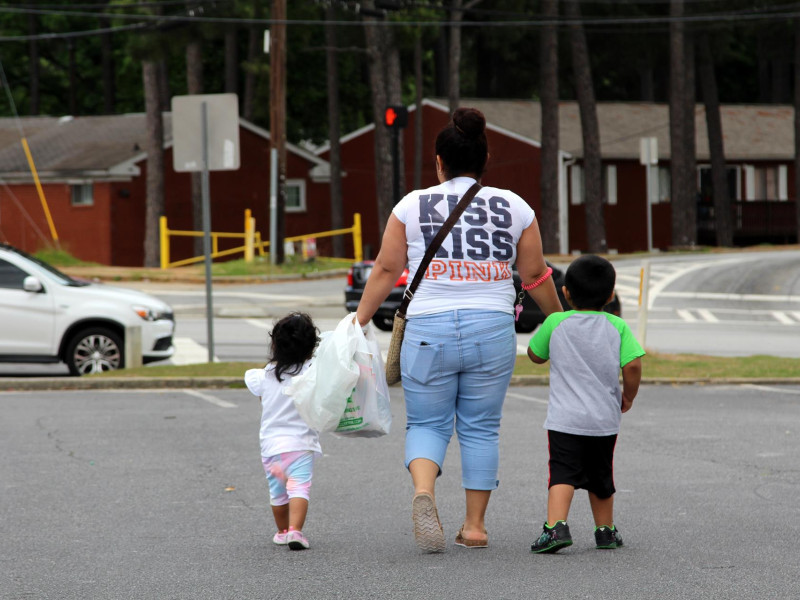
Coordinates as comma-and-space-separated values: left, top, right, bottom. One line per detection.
392, 176, 535, 317
244, 362, 322, 459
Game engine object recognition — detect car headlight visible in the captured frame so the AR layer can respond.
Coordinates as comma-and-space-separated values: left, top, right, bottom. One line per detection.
132, 305, 172, 321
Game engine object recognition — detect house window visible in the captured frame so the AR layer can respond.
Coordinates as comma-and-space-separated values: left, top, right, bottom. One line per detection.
605, 165, 617, 205
285, 179, 306, 212
71, 183, 94, 206
570, 165, 583, 205
658, 167, 671, 203
698, 165, 740, 203
754, 166, 778, 200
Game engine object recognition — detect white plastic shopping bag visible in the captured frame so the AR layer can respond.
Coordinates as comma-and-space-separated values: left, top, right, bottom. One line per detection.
285, 313, 360, 431
334, 324, 392, 438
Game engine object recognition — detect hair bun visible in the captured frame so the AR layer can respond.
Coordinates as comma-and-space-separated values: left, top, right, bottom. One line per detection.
452, 107, 486, 140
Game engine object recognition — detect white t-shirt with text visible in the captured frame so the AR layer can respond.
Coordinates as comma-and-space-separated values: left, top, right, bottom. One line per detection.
392, 176, 535, 317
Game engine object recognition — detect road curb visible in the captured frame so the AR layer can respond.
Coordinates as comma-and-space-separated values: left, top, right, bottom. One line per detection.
3, 375, 800, 392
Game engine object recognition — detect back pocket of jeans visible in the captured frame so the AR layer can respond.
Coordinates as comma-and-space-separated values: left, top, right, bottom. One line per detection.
476, 333, 516, 373
402, 341, 442, 384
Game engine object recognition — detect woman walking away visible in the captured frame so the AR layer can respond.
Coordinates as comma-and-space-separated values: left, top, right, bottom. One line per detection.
356, 107, 563, 552
244, 312, 321, 551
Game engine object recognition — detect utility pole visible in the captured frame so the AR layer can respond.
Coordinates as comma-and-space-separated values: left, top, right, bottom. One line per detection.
270, 0, 287, 264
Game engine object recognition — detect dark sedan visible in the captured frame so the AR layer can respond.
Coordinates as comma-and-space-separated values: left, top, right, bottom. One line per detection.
345, 260, 621, 333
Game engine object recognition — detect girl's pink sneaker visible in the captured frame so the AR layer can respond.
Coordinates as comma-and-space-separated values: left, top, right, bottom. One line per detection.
285, 529, 309, 550
272, 530, 289, 545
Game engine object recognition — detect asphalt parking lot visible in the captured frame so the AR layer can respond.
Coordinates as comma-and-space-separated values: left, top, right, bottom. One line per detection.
2, 383, 800, 599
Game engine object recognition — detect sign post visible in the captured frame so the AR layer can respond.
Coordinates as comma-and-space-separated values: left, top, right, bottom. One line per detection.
639, 137, 658, 252
172, 93, 240, 363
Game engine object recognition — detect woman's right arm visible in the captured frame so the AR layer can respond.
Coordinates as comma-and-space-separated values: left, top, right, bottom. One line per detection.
356, 214, 408, 328
515, 218, 563, 316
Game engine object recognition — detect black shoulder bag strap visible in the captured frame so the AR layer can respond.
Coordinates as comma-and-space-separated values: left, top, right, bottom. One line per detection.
396, 181, 482, 318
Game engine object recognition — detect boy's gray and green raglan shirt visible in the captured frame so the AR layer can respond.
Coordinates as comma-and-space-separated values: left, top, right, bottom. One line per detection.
529, 311, 645, 436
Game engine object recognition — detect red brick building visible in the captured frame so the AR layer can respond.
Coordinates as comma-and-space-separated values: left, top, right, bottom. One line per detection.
0, 115, 332, 265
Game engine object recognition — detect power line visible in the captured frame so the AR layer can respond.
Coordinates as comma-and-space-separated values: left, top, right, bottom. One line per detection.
0, 2, 798, 40
0, 21, 151, 42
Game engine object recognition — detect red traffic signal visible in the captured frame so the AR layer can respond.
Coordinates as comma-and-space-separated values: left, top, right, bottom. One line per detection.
384, 105, 408, 129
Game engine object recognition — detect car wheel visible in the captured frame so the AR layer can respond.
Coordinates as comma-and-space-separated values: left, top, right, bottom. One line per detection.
372, 315, 395, 331
65, 327, 124, 376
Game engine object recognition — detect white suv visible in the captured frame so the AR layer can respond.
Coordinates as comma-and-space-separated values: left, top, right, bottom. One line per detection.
0, 244, 175, 375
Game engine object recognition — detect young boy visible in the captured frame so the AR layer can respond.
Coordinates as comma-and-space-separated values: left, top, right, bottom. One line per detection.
527, 254, 644, 553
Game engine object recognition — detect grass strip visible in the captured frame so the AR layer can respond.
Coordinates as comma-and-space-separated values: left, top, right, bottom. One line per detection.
91, 352, 800, 381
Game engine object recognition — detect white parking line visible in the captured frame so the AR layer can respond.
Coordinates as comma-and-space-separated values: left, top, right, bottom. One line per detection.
677, 309, 697, 322
182, 388, 237, 408
246, 319, 271, 330
505, 390, 549, 405
171, 337, 218, 365
771, 311, 796, 325
696, 309, 719, 323
793, 311, 800, 322
741, 384, 800, 396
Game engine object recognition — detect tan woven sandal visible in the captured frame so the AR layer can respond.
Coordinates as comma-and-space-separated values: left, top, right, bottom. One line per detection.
454, 526, 488, 549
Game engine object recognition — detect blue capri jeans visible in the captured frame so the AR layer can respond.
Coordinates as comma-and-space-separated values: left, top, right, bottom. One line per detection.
400, 309, 517, 491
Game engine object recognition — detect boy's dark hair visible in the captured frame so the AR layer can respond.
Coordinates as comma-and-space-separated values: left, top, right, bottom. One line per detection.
564, 255, 616, 310
269, 312, 319, 382
435, 107, 489, 179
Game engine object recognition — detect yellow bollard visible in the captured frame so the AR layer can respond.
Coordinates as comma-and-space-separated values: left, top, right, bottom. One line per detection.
353, 213, 363, 262
244, 209, 254, 262
159, 216, 169, 269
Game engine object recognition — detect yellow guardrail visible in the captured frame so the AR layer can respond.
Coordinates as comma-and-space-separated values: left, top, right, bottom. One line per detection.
159, 210, 362, 269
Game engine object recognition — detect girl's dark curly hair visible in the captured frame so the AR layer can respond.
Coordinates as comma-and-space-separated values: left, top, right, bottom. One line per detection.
268, 312, 319, 382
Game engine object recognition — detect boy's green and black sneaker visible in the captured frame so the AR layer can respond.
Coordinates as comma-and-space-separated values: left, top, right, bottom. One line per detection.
594, 525, 623, 549
531, 521, 573, 554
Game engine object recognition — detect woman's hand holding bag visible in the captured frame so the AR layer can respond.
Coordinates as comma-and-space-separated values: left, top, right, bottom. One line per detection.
285, 313, 392, 436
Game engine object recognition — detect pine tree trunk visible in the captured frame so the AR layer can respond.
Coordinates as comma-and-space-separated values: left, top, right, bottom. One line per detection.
566, 0, 606, 253
100, 5, 115, 115
325, 5, 344, 257
270, 0, 287, 264
413, 31, 424, 190
142, 61, 165, 268
243, 1, 262, 121
794, 20, 800, 243
669, 0, 690, 247
448, 0, 463, 114
539, 0, 560, 254
362, 2, 394, 241
68, 40, 77, 115
157, 61, 170, 112
684, 33, 697, 246
28, 14, 39, 115
698, 33, 732, 247
225, 26, 239, 95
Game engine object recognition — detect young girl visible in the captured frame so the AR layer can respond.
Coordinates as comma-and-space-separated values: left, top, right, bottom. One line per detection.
244, 312, 321, 551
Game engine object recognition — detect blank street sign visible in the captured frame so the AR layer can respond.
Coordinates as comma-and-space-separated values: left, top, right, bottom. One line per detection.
171, 93, 240, 172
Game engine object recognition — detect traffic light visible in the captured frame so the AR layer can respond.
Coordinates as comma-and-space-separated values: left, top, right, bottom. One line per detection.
384, 105, 408, 129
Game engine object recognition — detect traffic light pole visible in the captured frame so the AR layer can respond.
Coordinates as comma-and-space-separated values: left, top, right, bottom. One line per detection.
391, 127, 400, 206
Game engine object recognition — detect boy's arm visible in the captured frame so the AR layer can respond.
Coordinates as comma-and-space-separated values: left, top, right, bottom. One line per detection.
620, 357, 642, 413
527, 347, 548, 364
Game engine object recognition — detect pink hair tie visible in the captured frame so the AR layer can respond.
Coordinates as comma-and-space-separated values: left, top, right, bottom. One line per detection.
521, 266, 553, 291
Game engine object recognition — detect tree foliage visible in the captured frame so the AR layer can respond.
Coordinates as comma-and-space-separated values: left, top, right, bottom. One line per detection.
0, 0, 796, 145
